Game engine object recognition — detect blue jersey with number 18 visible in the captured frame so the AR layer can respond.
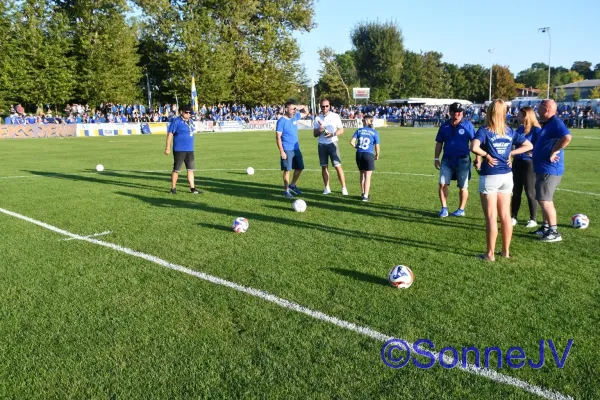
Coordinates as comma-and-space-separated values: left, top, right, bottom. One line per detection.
352, 127, 380, 154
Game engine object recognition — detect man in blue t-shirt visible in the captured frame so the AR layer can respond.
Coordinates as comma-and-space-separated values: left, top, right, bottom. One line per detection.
434, 102, 477, 217
531, 99, 572, 242
276, 101, 308, 198
164, 104, 199, 194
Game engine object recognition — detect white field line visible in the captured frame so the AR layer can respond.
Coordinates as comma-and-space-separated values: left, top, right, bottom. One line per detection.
0, 206, 574, 400
581, 136, 600, 140
556, 188, 600, 196
62, 230, 111, 241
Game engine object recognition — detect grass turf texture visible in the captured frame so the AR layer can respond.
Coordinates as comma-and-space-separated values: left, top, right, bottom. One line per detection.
0, 128, 598, 399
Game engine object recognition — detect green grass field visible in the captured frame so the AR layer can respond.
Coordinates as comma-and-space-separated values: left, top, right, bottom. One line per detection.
0, 127, 598, 399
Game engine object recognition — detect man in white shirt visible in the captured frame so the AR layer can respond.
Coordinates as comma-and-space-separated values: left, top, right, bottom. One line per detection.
314, 98, 348, 195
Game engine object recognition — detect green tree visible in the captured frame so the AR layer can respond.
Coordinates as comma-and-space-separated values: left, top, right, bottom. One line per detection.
572, 87, 581, 102
442, 63, 468, 99
420, 51, 447, 98
394, 51, 424, 97
460, 64, 488, 103
571, 61, 593, 79
588, 86, 600, 99
488, 65, 516, 101
316, 47, 353, 105
554, 87, 566, 101
537, 83, 548, 99
0, 0, 17, 113
594, 64, 600, 79
350, 20, 404, 102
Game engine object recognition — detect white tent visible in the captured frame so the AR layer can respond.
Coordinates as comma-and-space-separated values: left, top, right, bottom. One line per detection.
384, 98, 473, 106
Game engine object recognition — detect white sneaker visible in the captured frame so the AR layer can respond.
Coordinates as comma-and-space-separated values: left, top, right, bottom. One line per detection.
342, 187, 348, 196
526, 220, 538, 228
323, 187, 331, 195
511, 218, 517, 226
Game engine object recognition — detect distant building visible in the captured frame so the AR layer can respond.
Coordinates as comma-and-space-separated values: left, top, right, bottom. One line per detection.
515, 87, 540, 98
554, 79, 600, 101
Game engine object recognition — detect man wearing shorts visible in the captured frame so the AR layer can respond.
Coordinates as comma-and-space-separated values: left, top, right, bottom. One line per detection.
314, 98, 348, 195
434, 102, 476, 217
531, 99, 572, 242
276, 101, 307, 198
164, 104, 199, 194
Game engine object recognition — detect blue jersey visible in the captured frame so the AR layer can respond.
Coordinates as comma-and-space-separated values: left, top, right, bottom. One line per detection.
532, 116, 570, 176
435, 120, 476, 159
352, 127, 380, 154
276, 112, 301, 151
513, 125, 540, 162
475, 126, 527, 175
168, 116, 195, 152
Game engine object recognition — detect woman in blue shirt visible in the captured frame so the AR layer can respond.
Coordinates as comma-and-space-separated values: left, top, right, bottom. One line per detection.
350, 115, 380, 202
471, 100, 533, 262
511, 107, 541, 228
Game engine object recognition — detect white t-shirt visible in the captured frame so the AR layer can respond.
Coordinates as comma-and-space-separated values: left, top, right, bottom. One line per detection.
314, 112, 343, 144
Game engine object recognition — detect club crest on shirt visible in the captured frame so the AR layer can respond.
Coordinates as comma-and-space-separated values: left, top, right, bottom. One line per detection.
458, 129, 465, 135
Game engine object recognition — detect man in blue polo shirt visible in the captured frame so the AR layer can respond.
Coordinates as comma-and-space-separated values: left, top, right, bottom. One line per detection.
531, 99, 572, 242
434, 102, 476, 217
164, 104, 199, 194
276, 101, 308, 198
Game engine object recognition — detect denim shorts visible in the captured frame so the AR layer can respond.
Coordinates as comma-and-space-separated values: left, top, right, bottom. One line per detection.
439, 156, 470, 189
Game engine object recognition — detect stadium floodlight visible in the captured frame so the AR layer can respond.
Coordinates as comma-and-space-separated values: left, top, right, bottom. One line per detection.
538, 27, 551, 98
488, 49, 494, 102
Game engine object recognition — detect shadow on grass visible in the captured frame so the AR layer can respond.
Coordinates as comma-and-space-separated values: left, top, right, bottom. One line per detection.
329, 268, 389, 287
26, 170, 167, 192
116, 191, 476, 257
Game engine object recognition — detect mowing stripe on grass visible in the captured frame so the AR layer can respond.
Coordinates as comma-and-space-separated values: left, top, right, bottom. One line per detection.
0, 206, 573, 400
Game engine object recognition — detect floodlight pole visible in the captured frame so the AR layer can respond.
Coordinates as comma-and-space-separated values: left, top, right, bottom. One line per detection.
538, 27, 551, 98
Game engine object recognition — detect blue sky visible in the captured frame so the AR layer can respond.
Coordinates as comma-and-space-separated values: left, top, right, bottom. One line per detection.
294, 0, 599, 84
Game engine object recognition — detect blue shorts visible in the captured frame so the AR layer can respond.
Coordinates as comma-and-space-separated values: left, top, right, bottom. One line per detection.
280, 149, 304, 171
439, 156, 471, 189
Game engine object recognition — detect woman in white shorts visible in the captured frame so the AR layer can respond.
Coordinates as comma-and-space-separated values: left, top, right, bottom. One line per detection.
471, 100, 533, 262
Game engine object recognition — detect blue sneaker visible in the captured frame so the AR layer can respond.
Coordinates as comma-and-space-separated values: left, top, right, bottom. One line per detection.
289, 185, 302, 195
450, 209, 465, 217
283, 190, 294, 198
439, 207, 449, 218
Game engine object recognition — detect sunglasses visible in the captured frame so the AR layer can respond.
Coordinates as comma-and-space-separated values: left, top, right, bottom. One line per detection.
182, 111, 191, 114
321, 105, 330, 108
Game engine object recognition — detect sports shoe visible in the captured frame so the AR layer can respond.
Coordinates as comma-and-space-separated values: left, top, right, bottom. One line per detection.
438, 207, 449, 218
323, 187, 331, 195
511, 218, 517, 226
526, 220, 538, 228
342, 187, 349, 196
289, 185, 302, 195
190, 188, 200, 194
283, 190, 294, 198
530, 226, 548, 237
539, 230, 562, 242
450, 209, 465, 217
169, 188, 177, 195
362, 195, 370, 202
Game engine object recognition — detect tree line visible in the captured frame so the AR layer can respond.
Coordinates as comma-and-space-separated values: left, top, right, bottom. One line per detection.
317, 21, 600, 105
0, 0, 314, 114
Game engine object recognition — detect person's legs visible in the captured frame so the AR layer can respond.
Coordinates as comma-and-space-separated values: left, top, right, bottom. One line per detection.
453, 157, 470, 215
511, 159, 525, 220
330, 143, 347, 194
523, 160, 538, 222
319, 144, 330, 191
364, 171, 373, 198
480, 192, 498, 261
498, 193, 513, 257
438, 160, 452, 212
290, 149, 304, 188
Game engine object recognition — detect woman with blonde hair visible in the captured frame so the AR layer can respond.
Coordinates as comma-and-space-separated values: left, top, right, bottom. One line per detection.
511, 107, 541, 228
471, 100, 533, 261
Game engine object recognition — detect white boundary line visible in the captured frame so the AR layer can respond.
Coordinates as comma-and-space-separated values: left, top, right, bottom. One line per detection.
63, 230, 111, 241
0, 206, 573, 400
2, 168, 600, 196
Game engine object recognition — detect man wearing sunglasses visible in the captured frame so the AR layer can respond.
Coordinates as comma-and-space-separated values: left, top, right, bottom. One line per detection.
276, 101, 308, 198
165, 105, 200, 194
314, 99, 347, 195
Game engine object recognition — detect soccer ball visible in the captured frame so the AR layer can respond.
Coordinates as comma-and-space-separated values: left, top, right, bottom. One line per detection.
292, 199, 307, 212
571, 214, 590, 229
96, 164, 104, 172
232, 217, 249, 233
246, 167, 255, 175
388, 265, 414, 289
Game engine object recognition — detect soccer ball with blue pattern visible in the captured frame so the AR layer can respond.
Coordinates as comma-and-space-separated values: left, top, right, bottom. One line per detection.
232, 217, 249, 233
571, 214, 589, 229
388, 265, 414, 289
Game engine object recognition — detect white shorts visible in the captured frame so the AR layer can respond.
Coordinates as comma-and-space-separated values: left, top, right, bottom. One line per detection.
479, 173, 513, 195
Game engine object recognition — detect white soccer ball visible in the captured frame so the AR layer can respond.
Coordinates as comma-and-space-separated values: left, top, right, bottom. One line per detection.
292, 199, 307, 212
571, 214, 590, 229
388, 265, 414, 289
246, 167, 255, 175
96, 164, 104, 172
232, 217, 249, 233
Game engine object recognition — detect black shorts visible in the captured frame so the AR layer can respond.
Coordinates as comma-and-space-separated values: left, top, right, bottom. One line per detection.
173, 151, 195, 172
356, 152, 375, 171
